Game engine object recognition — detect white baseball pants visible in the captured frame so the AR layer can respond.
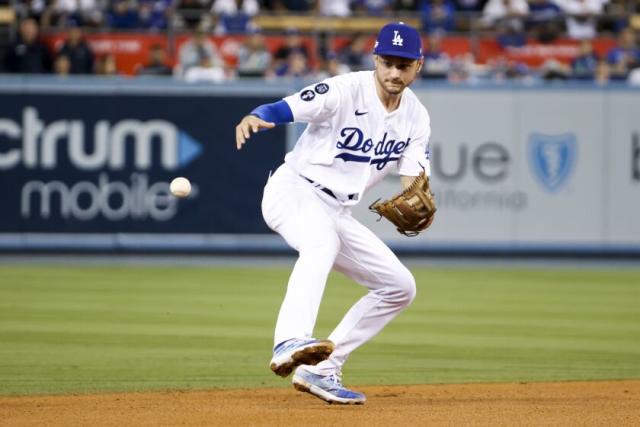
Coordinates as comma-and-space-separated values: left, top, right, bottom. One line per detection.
261, 163, 416, 375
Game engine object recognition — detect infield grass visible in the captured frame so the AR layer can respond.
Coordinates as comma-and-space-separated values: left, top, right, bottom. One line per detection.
0, 264, 639, 395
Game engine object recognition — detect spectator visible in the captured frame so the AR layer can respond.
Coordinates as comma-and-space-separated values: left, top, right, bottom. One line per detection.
606, 27, 640, 77
337, 33, 374, 72
504, 59, 529, 79
540, 58, 570, 80
351, 0, 394, 16
236, 29, 272, 77
482, 0, 529, 27
315, 51, 350, 79
447, 53, 476, 83
488, 55, 529, 81
270, 50, 310, 79
627, 67, 640, 86
571, 39, 599, 79
482, 0, 530, 47
264, 0, 314, 12
273, 28, 310, 71
176, 0, 213, 30
57, 26, 94, 74
137, 44, 173, 76
53, 54, 71, 76
394, 0, 420, 12
106, 0, 139, 29
178, 28, 224, 74
3, 18, 51, 74
454, 0, 487, 29
318, 0, 351, 17
95, 53, 119, 76
48, 0, 102, 27
553, 0, 604, 40
421, 0, 456, 34
601, 0, 629, 34
527, 0, 561, 21
526, 0, 562, 43
422, 34, 451, 79
138, 0, 174, 30
15, 0, 48, 23
454, 0, 486, 12
211, 0, 259, 34
594, 58, 609, 85
183, 55, 226, 82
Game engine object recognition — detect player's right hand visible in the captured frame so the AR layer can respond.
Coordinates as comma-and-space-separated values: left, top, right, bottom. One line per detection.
235, 115, 276, 150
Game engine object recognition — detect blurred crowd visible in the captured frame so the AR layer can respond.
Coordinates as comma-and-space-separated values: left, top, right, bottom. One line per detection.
9, 0, 638, 35
2, 0, 640, 84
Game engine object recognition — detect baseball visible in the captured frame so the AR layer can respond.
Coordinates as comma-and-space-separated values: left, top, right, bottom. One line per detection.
170, 177, 191, 198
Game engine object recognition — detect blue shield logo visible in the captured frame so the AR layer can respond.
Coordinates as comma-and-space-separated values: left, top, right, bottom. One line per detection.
528, 133, 577, 192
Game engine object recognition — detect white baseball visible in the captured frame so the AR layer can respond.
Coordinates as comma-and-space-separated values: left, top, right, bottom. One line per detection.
170, 177, 191, 198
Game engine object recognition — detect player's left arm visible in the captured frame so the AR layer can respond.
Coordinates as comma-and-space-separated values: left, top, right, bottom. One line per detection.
397, 107, 432, 185
398, 108, 435, 226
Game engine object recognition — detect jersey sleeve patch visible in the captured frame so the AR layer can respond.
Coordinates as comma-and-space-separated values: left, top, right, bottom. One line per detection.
300, 89, 316, 101
314, 83, 329, 94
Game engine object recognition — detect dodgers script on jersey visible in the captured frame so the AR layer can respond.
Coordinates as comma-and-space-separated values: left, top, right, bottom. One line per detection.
282, 71, 431, 206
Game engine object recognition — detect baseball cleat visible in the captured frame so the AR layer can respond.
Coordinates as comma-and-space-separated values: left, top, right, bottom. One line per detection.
269, 338, 335, 377
292, 366, 366, 405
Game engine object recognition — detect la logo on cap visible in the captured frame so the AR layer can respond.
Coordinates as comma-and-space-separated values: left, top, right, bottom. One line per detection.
374, 21, 422, 60
392, 30, 404, 46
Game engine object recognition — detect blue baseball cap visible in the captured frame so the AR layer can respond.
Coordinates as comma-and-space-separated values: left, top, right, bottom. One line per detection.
373, 22, 423, 60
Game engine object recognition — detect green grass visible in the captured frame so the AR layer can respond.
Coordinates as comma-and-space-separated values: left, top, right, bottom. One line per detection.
0, 265, 639, 395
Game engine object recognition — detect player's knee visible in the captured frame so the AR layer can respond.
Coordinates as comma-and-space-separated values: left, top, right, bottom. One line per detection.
400, 270, 417, 306
390, 267, 416, 306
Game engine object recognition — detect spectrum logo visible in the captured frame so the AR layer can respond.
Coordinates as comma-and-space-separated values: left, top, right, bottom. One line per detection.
1, 107, 204, 221
0, 107, 202, 170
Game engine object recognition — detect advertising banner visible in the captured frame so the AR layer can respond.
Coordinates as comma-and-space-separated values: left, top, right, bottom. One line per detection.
351, 87, 640, 251
606, 93, 640, 244
0, 89, 287, 236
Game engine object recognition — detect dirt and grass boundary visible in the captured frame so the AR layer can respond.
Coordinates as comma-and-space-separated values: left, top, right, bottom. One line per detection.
2, 380, 639, 426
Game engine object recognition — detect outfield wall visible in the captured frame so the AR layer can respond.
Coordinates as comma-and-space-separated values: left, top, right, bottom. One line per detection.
0, 77, 638, 254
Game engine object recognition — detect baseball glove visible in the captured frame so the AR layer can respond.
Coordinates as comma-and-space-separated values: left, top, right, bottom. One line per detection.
369, 171, 436, 237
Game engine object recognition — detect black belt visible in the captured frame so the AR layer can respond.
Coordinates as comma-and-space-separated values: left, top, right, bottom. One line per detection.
302, 176, 358, 201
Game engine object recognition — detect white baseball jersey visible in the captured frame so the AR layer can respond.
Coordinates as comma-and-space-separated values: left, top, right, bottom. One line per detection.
282, 71, 431, 206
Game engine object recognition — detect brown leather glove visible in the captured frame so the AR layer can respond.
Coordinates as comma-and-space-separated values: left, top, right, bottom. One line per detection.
369, 171, 436, 237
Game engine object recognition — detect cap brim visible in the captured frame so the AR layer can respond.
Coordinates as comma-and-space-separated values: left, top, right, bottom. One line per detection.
374, 49, 422, 60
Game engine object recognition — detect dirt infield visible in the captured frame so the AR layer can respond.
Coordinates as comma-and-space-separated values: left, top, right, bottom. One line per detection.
1, 380, 639, 426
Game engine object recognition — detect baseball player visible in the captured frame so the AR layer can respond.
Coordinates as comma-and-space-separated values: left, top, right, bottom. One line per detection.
235, 22, 433, 405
